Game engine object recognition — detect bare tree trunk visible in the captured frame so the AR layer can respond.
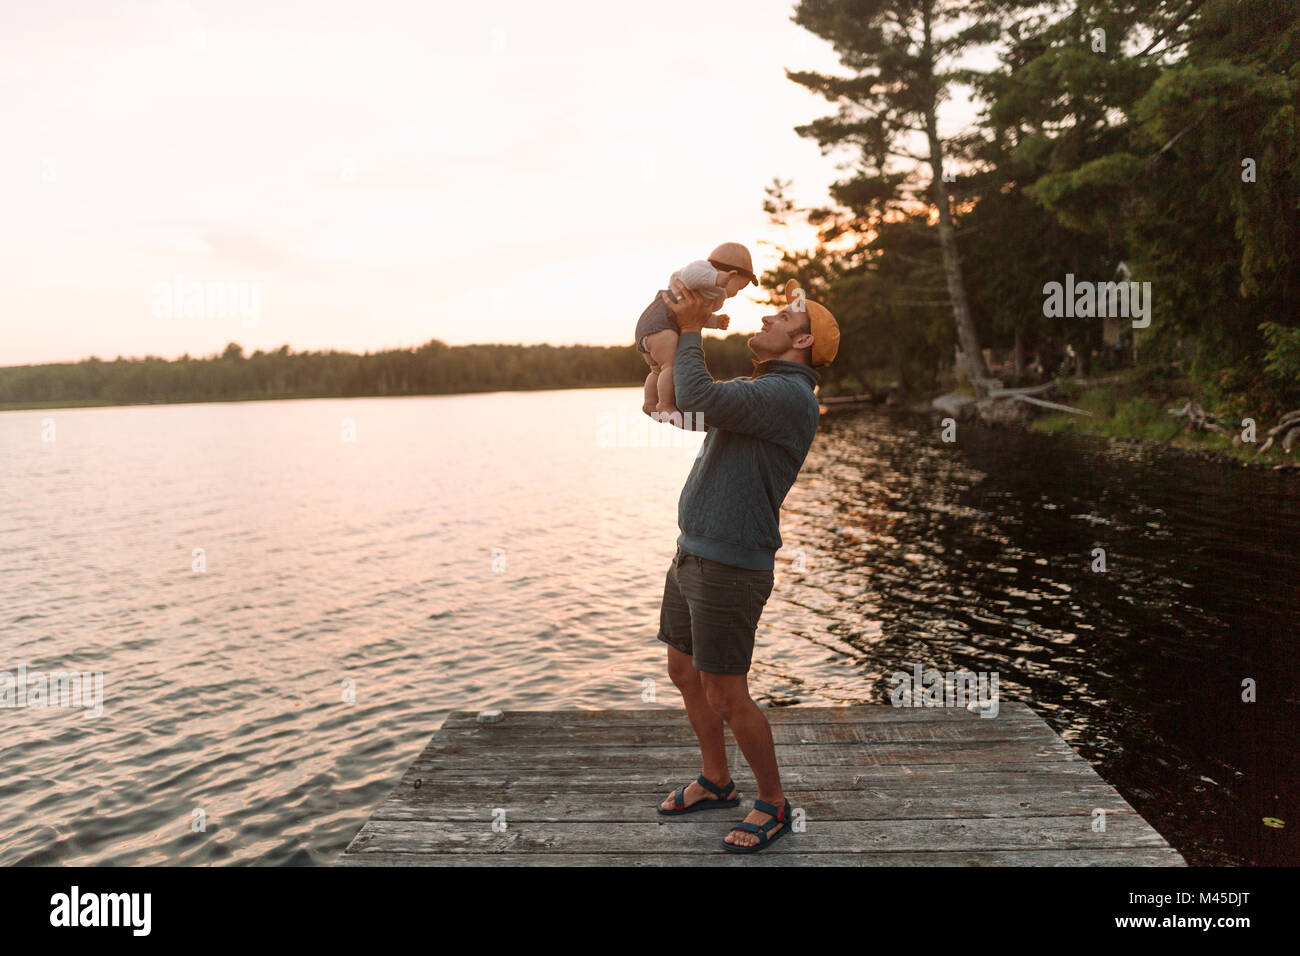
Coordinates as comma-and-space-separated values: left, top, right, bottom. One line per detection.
1068, 251, 1090, 378
921, 2, 990, 394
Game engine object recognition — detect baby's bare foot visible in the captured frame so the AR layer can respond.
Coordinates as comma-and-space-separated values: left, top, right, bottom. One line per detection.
652, 409, 683, 428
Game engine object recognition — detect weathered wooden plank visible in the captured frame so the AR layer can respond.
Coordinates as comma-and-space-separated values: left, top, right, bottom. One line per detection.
402, 738, 1086, 772
385, 764, 1109, 795
375, 776, 1128, 801
370, 786, 1139, 822
345, 815, 1172, 855
431, 719, 1055, 747
381, 763, 1108, 794
440, 703, 1034, 729
339, 847, 1186, 867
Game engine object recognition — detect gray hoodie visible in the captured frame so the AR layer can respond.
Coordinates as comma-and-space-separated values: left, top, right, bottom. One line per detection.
672, 330, 821, 571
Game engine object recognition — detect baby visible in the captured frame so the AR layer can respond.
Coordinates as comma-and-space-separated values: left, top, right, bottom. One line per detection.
636, 242, 758, 421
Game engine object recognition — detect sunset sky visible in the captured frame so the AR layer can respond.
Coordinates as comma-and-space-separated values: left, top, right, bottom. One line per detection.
2, 0, 980, 365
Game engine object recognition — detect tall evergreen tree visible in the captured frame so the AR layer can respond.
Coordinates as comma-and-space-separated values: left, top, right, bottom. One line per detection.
786, 0, 1019, 391
1024, 0, 1300, 414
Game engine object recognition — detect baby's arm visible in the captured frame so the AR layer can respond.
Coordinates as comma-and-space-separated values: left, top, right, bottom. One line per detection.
671, 261, 731, 330
666, 271, 730, 331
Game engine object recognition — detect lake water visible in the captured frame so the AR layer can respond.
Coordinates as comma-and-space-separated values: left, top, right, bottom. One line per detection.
1, 389, 1296, 865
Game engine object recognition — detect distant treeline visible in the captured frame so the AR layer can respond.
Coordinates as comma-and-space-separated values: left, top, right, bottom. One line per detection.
0, 337, 764, 408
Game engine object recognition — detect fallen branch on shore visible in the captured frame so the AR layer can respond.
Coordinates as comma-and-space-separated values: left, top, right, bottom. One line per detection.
932, 392, 976, 417
820, 392, 882, 405
1258, 409, 1300, 455
931, 381, 1091, 425
985, 382, 1058, 399
1165, 400, 1224, 443
1007, 394, 1093, 415
1067, 374, 1127, 388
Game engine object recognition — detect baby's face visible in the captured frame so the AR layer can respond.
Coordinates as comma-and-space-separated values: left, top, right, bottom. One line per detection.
722, 273, 748, 297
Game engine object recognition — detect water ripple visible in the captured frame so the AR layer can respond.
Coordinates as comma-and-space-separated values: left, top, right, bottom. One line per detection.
0, 394, 1296, 865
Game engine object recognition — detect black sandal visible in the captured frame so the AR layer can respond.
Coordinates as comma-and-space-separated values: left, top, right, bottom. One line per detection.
656, 773, 741, 816
722, 798, 792, 853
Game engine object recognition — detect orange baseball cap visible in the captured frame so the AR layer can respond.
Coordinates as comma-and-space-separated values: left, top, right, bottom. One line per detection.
707, 242, 758, 287
783, 279, 839, 367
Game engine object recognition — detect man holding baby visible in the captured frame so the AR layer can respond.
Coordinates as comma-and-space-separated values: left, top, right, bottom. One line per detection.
648, 269, 839, 853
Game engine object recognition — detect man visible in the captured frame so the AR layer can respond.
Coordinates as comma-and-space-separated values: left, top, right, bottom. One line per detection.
649, 276, 839, 853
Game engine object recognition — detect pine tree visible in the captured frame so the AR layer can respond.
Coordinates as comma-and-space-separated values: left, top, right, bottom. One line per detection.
786, 0, 1015, 391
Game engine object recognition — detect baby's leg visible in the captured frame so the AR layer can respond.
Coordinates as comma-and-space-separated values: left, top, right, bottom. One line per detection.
656, 363, 676, 417
643, 366, 659, 417
643, 329, 681, 426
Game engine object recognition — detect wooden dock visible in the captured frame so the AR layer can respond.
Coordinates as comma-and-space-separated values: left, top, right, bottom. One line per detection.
339, 702, 1185, 866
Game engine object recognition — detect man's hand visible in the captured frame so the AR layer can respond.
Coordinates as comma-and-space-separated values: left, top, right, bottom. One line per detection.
661, 285, 712, 334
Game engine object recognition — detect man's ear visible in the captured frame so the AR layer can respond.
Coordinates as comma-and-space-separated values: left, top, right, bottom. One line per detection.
791, 330, 815, 353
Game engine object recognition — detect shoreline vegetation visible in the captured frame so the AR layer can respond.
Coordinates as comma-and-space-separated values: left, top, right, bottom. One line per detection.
1031, 377, 1300, 471
0, 379, 650, 412
975, 369, 1298, 470
8, 340, 1293, 472
821, 366, 1298, 471
0, 335, 761, 413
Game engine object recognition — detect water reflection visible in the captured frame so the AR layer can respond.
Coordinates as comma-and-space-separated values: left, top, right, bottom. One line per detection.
774, 407, 1299, 865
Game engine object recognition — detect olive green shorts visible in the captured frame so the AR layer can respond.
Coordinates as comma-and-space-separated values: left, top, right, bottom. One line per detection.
656, 546, 775, 675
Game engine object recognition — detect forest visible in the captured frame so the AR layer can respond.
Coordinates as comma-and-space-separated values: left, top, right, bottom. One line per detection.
759, 0, 1299, 428
0, 338, 762, 408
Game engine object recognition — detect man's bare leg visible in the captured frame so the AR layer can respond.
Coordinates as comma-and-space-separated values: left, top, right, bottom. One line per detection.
700, 672, 785, 848
659, 645, 733, 811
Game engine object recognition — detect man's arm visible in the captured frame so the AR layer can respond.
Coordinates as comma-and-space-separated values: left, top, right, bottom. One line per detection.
672, 332, 797, 441
663, 288, 802, 443
667, 408, 710, 431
